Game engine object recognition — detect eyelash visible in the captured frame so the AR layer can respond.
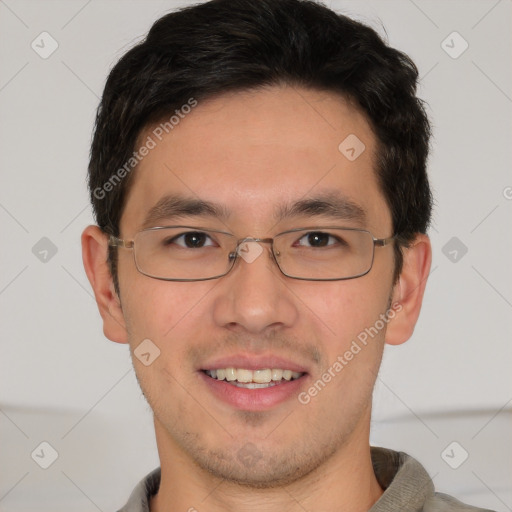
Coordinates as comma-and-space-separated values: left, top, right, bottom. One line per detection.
165, 230, 346, 249
165, 232, 218, 248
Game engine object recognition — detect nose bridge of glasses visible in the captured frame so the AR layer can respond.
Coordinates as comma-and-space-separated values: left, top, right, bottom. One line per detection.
236, 236, 273, 246
236, 237, 275, 252
230, 237, 277, 263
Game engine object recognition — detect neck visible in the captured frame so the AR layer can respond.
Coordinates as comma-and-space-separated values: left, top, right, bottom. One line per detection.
150, 411, 383, 512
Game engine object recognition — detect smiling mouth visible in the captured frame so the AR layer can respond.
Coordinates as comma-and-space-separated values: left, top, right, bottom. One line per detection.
202, 368, 305, 389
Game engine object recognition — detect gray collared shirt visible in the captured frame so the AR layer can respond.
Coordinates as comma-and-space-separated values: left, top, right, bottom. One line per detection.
117, 447, 495, 512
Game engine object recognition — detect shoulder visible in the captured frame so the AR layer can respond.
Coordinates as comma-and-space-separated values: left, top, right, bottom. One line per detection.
116, 467, 161, 512
424, 491, 496, 512
370, 447, 496, 512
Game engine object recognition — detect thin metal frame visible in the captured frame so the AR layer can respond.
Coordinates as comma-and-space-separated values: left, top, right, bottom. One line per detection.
108, 225, 395, 282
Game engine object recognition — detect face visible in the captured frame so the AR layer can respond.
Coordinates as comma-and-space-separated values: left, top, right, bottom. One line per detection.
115, 86, 398, 486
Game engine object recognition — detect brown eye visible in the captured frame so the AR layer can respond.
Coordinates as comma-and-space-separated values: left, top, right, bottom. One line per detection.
167, 232, 216, 248
295, 232, 339, 248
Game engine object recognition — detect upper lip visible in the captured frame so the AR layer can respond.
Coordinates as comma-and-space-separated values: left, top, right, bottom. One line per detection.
200, 354, 309, 374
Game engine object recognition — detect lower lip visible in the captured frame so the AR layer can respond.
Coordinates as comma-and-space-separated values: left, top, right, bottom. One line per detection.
199, 371, 307, 411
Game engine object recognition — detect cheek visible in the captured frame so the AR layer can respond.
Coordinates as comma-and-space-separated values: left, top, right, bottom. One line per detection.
303, 280, 392, 398
297, 276, 392, 344
120, 269, 217, 346
120, 278, 215, 400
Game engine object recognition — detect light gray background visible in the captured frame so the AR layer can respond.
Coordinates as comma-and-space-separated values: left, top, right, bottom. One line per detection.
0, 0, 511, 511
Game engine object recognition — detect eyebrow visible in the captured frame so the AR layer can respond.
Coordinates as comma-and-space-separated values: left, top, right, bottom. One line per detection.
141, 194, 230, 230
140, 192, 367, 230
275, 192, 367, 225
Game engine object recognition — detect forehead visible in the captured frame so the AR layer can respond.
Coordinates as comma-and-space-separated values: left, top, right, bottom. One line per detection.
121, 86, 391, 235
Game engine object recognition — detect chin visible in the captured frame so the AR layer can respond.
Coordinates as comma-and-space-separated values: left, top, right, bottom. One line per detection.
189, 440, 338, 489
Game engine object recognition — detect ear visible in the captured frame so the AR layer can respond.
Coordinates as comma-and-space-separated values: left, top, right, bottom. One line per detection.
81, 225, 128, 344
385, 234, 432, 346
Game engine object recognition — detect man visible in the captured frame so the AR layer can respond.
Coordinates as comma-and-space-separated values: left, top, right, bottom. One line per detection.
81, 0, 494, 510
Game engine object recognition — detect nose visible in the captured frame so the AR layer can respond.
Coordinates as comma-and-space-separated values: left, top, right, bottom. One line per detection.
211, 241, 299, 334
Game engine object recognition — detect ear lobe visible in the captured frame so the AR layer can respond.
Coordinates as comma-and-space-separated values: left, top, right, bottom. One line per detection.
385, 234, 432, 346
81, 225, 129, 344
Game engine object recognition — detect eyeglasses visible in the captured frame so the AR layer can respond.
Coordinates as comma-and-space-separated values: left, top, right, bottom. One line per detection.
108, 225, 395, 282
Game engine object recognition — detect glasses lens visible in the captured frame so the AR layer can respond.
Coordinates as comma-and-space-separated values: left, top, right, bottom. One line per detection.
274, 228, 374, 280
130, 226, 376, 281
133, 227, 235, 280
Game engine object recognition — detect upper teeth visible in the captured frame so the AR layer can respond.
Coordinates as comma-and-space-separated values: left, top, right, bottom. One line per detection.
206, 368, 302, 383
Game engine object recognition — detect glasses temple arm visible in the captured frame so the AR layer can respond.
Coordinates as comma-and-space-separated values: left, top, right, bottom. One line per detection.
374, 235, 396, 247
108, 235, 134, 249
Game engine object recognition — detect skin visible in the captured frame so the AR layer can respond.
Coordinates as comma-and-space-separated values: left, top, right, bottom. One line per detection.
82, 86, 431, 512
